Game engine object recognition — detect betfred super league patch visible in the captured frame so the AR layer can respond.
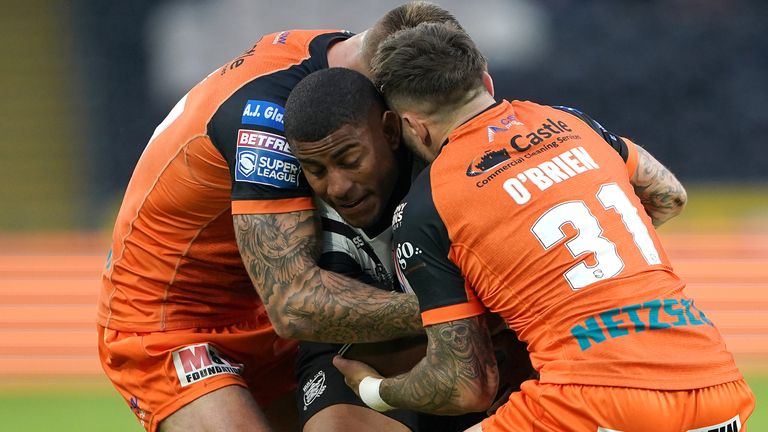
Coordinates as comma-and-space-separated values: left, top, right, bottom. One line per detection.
172, 343, 244, 387
235, 129, 301, 188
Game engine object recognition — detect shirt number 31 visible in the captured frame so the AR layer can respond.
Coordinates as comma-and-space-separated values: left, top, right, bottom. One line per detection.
531, 183, 661, 290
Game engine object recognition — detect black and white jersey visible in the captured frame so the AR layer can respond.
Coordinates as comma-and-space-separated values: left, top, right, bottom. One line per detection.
315, 198, 395, 291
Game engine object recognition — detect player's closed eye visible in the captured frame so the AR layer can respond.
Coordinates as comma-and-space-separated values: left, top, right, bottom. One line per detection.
338, 156, 361, 169
305, 164, 326, 178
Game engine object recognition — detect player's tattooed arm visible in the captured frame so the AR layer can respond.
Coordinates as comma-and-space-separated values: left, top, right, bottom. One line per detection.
234, 211, 423, 343
630, 145, 687, 227
380, 316, 498, 415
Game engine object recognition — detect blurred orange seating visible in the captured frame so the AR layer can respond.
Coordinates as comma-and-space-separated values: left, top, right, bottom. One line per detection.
0, 233, 106, 375
0, 232, 766, 376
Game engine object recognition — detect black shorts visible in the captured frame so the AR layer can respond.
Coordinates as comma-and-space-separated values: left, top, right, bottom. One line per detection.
295, 341, 486, 431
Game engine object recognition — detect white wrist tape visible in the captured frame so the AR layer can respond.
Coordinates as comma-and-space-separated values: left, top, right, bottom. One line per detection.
358, 376, 395, 412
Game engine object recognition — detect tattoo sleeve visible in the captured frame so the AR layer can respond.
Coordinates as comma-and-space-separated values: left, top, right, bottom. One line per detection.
380, 316, 499, 415
233, 211, 423, 343
630, 145, 687, 227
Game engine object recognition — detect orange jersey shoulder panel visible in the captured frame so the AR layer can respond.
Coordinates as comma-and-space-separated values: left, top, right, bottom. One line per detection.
99, 30, 347, 331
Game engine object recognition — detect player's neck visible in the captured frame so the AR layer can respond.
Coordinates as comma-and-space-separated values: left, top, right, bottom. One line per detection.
362, 147, 412, 238
446, 93, 498, 138
327, 32, 367, 76
432, 92, 498, 146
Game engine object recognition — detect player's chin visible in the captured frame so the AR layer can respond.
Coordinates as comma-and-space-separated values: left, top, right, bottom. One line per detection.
339, 198, 380, 228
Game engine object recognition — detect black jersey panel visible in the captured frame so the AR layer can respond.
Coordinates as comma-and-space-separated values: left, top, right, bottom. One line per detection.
208, 32, 350, 202
553, 105, 631, 161
392, 168, 469, 313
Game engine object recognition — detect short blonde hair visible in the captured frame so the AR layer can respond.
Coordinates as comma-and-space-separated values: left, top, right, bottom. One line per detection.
361, 1, 464, 67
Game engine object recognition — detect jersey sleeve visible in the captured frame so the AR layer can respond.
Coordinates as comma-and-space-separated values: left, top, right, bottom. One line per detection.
206, 32, 349, 215
392, 168, 486, 326
208, 74, 313, 214
553, 105, 639, 177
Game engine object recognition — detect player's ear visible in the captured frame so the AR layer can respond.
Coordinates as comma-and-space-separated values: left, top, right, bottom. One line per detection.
401, 113, 429, 147
483, 71, 495, 97
381, 110, 401, 151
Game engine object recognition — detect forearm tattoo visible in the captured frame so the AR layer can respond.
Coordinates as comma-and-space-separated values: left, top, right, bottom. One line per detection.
380, 316, 498, 415
631, 146, 687, 226
234, 212, 422, 343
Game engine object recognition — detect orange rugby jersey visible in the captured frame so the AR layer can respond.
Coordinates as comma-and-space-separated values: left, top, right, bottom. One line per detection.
393, 100, 741, 390
98, 29, 352, 331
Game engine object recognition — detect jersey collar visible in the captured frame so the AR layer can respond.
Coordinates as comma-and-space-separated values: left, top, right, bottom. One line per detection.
440, 100, 506, 150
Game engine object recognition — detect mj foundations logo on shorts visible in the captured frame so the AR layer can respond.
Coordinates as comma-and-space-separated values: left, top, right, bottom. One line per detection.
172, 343, 244, 387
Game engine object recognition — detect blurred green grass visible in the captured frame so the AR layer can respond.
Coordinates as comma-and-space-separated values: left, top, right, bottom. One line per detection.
0, 378, 138, 432
0, 375, 763, 431
746, 374, 767, 429
659, 183, 768, 233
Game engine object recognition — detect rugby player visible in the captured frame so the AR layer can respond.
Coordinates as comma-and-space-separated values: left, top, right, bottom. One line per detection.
96, 3, 465, 431
285, 67, 521, 431
335, 21, 755, 431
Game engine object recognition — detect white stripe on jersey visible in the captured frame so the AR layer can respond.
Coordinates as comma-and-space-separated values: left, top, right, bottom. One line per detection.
315, 198, 395, 289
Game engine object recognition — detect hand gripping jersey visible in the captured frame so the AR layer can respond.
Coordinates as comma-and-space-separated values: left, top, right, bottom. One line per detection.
98, 30, 351, 331
393, 100, 741, 390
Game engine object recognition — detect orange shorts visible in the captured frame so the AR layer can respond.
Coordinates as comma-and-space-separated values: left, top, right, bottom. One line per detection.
482, 379, 755, 432
97, 318, 298, 432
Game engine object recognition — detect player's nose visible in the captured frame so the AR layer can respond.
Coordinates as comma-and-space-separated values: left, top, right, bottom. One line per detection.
326, 169, 354, 200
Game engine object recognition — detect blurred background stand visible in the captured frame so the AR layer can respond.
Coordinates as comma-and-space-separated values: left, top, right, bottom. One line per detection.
0, 1, 766, 430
